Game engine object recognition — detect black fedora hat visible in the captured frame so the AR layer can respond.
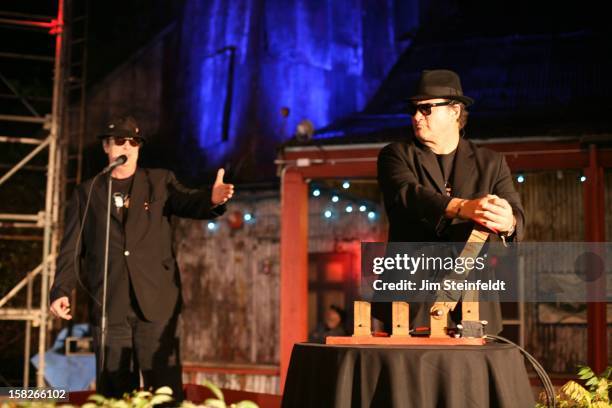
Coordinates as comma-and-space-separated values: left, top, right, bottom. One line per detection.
97, 116, 145, 141
408, 69, 474, 106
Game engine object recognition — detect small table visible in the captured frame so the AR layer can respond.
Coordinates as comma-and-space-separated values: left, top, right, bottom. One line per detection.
282, 342, 535, 408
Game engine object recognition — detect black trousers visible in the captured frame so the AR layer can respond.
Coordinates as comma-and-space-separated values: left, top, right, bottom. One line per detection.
92, 305, 184, 401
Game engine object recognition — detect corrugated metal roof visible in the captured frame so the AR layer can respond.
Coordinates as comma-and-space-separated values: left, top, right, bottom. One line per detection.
310, 30, 612, 145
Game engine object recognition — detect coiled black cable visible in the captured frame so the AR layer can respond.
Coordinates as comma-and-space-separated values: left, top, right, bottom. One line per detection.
485, 334, 556, 408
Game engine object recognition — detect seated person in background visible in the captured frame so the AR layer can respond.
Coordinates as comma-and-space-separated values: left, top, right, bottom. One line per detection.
309, 305, 347, 343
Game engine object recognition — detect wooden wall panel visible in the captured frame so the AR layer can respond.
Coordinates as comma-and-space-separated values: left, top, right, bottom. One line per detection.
183, 371, 280, 395
606, 171, 612, 244
516, 170, 584, 241
605, 170, 612, 366
176, 194, 281, 368
517, 170, 611, 373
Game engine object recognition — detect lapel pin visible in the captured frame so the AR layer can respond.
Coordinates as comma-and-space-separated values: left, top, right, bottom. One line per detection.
113, 193, 124, 209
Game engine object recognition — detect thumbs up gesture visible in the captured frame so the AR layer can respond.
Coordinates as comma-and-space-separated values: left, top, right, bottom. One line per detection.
211, 168, 234, 205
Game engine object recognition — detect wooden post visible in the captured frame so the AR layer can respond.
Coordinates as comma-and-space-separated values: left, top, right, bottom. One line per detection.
280, 169, 308, 391
353, 301, 371, 336
584, 144, 607, 373
430, 302, 450, 338
391, 302, 410, 337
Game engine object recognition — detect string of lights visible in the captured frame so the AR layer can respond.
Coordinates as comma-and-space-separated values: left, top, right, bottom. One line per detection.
311, 181, 379, 221
205, 181, 380, 232
514, 173, 587, 184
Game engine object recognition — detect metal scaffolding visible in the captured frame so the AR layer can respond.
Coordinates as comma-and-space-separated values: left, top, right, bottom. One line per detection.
0, 0, 87, 387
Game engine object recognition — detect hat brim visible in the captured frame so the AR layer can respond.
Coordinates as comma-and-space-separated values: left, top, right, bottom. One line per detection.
406, 94, 474, 107
97, 129, 145, 142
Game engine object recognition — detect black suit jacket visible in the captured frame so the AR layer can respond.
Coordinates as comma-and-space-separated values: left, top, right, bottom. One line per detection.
50, 168, 225, 323
377, 137, 525, 334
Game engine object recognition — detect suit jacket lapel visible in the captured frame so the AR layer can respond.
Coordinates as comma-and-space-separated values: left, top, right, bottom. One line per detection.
125, 168, 150, 247
452, 138, 475, 198
416, 145, 446, 194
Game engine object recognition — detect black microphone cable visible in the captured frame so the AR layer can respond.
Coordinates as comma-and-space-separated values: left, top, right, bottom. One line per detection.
72, 172, 114, 373
72, 172, 103, 307
485, 334, 556, 408
71, 155, 127, 305
68, 158, 128, 375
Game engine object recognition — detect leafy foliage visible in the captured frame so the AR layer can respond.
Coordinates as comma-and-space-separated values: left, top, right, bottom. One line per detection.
197, 380, 258, 408
0, 382, 260, 408
536, 365, 611, 408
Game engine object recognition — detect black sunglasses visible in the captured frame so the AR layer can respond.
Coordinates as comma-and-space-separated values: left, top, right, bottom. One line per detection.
112, 136, 143, 147
408, 100, 455, 116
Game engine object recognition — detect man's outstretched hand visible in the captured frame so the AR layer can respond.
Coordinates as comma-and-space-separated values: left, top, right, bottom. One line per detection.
50, 296, 72, 320
211, 168, 235, 205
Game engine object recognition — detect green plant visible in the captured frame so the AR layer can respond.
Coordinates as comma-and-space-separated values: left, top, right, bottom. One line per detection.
188, 380, 257, 408
0, 381, 259, 408
536, 365, 611, 408
81, 386, 174, 407
0, 382, 259, 408
0, 387, 173, 408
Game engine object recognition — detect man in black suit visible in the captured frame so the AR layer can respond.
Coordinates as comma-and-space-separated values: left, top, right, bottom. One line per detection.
377, 70, 525, 335
49, 116, 234, 399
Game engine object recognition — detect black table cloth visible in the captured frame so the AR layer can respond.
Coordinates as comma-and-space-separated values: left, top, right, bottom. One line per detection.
282, 342, 535, 408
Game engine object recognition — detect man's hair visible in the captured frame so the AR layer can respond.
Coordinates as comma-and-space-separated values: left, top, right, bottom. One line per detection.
456, 102, 469, 130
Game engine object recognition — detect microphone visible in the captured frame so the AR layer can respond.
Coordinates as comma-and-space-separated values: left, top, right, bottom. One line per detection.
100, 155, 127, 174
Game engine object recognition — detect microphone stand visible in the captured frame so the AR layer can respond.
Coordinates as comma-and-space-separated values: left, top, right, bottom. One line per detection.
99, 173, 113, 371
95, 155, 124, 374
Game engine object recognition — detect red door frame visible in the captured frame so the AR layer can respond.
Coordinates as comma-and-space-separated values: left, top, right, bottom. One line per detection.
279, 141, 611, 389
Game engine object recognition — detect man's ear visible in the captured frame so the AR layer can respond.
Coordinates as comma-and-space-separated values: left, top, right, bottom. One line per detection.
102, 139, 109, 154
452, 104, 461, 119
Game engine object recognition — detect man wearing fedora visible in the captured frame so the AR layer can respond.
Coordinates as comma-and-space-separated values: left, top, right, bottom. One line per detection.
49, 116, 234, 399
377, 69, 525, 335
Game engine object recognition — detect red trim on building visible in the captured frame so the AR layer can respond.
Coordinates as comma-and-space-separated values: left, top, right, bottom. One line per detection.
279, 169, 309, 391
182, 364, 280, 376
584, 145, 608, 373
